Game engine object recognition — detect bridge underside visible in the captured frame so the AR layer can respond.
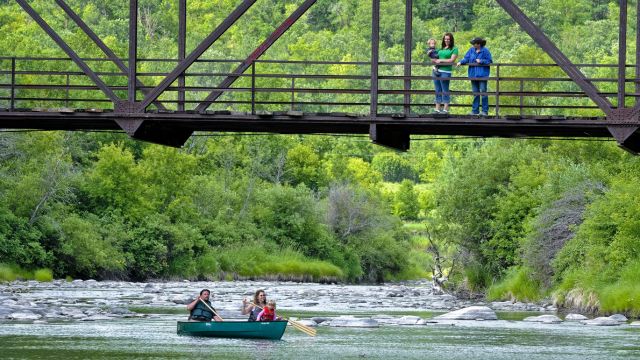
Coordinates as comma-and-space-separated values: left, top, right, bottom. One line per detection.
0, 110, 627, 151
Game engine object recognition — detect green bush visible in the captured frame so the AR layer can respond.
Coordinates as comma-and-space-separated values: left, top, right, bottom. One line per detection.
487, 266, 542, 302
34, 268, 53, 282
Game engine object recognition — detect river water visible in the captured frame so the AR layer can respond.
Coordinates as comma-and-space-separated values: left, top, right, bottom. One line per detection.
1, 280, 639, 359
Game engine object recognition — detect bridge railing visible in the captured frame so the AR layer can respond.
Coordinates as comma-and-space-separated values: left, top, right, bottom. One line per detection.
0, 56, 635, 117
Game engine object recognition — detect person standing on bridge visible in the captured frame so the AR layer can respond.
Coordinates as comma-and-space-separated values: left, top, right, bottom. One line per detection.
431, 33, 458, 114
457, 37, 493, 116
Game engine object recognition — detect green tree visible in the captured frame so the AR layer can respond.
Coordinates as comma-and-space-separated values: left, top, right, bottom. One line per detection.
394, 180, 420, 220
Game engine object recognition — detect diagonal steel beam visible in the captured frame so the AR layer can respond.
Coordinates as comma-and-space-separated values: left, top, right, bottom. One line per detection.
138, 0, 258, 111
194, 0, 317, 113
16, 0, 121, 103
495, 0, 614, 115
54, 0, 166, 110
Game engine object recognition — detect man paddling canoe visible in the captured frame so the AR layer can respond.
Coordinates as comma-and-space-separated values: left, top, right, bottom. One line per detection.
187, 289, 222, 321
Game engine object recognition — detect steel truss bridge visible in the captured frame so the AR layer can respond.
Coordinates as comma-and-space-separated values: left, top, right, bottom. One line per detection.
1, 0, 640, 153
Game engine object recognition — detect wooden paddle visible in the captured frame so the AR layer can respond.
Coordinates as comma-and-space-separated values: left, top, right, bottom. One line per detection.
199, 298, 224, 321
250, 302, 316, 337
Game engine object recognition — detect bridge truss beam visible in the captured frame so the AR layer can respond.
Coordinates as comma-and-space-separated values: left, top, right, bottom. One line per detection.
4, 0, 640, 153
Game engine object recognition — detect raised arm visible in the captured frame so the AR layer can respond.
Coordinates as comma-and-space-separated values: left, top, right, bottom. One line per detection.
241, 298, 254, 315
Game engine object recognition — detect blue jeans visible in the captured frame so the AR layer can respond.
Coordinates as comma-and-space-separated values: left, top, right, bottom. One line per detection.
433, 71, 451, 104
471, 80, 488, 114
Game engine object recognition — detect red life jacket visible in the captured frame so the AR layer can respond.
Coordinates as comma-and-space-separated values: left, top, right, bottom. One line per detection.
259, 307, 276, 321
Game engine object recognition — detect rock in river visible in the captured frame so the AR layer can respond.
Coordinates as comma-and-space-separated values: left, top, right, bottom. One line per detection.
8, 311, 42, 321
435, 306, 497, 321
523, 315, 562, 324
580, 317, 622, 326
329, 316, 379, 328
564, 313, 588, 321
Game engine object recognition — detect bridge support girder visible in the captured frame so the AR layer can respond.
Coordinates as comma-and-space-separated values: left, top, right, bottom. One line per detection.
369, 124, 410, 152
608, 126, 640, 154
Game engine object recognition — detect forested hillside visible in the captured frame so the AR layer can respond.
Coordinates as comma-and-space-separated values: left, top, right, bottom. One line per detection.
1, 0, 640, 316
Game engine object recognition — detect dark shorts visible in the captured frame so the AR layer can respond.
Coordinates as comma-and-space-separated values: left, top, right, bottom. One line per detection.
191, 316, 211, 321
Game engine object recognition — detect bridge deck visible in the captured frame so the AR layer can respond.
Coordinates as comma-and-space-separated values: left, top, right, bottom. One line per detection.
0, 108, 613, 137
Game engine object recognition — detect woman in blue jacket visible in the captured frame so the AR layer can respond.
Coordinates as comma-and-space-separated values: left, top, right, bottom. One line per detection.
457, 37, 493, 116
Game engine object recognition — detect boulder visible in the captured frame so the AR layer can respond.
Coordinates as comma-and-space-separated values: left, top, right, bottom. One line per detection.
110, 307, 133, 315
564, 313, 588, 321
2, 299, 18, 307
171, 295, 192, 305
580, 317, 621, 326
329, 316, 379, 328
143, 284, 162, 293
396, 316, 421, 325
294, 319, 318, 327
8, 311, 42, 321
81, 314, 113, 321
608, 314, 628, 323
310, 316, 331, 324
630, 321, 640, 327
435, 306, 497, 320
523, 315, 562, 324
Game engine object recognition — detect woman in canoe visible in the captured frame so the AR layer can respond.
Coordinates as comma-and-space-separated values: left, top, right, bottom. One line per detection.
241, 289, 267, 321
187, 289, 222, 321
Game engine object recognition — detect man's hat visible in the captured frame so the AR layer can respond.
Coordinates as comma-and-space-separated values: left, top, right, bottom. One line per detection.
470, 37, 487, 46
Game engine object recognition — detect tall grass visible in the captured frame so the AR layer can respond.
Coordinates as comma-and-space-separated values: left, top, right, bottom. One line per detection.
487, 266, 542, 302
0, 264, 18, 282
0, 264, 54, 282
34, 268, 53, 282
196, 245, 344, 281
598, 260, 640, 316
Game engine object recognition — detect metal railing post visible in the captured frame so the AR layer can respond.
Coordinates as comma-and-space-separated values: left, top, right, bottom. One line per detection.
10, 57, 16, 110
495, 64, 500, 117
65, 73, 70, 108
519, 79, 524, 117
291, 77, 295, 111
251, 62, 256, 115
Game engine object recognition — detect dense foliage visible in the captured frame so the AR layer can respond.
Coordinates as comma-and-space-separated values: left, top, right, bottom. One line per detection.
1, 0, 640, 315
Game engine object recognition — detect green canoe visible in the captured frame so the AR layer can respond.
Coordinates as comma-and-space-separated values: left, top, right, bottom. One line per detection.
177, 320, 288, 340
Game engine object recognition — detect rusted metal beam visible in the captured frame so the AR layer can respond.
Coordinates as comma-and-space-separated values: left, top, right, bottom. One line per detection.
178, 0, 187, 112
54, 0, 166, 110
371, 0, 380, 119
194, 0, 317, 113
403, 0, 412, 115
16, 0, 121, 103
637, 0, 640, 105
495, 0, 614, 115
138, 0, 258, 111
129, 0, 137, 103
619, 0, 627, 108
